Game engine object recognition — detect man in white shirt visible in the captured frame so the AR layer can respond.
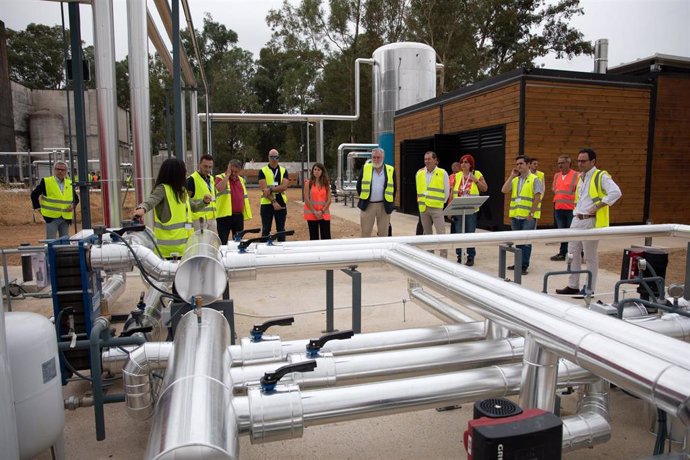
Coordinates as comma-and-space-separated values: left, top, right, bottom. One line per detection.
556, 148, 622, 296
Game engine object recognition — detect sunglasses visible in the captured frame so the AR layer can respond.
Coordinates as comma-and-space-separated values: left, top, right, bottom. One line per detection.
269, 156, 279, 160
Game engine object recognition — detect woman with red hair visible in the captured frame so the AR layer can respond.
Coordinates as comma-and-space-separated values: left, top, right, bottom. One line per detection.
451, 154, 488, 266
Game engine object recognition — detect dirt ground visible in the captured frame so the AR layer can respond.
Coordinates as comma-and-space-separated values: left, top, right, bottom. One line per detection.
0, 185, 686, 283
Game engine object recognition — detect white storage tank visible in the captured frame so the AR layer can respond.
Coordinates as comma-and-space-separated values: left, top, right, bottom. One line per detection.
5, 312, 64, 459
0, 298, 20, 460
372, 42, 437, 165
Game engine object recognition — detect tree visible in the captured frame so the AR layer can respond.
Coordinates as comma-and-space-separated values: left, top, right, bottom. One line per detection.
7, 23, 67, 89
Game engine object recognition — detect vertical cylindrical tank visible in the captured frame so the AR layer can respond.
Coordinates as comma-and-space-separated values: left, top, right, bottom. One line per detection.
5, 312, 64, 459
594, 38, 608, 74
372, 42, 437, 165
0, 296, 20, 460
29, 110, 65, 152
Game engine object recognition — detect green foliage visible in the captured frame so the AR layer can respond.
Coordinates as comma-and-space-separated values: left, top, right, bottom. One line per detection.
7, 23, 69, 89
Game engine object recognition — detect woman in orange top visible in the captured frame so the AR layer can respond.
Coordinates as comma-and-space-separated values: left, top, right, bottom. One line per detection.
303, 163, 331, 240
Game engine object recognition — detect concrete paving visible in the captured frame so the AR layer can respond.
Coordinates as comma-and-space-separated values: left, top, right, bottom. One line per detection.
4, 203, 688, 459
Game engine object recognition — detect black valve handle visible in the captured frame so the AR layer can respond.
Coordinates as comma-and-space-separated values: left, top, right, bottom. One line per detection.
250, 316, 295, 341
238, 235, 271, 251
234, 227, 261, 241
268, 229, 295, 240
260, 360, 317, 391
120, 326, 153, 337
306, 330, 354, 356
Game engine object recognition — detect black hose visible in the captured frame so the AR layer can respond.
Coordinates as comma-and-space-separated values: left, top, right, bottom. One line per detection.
653, 408, 667, 455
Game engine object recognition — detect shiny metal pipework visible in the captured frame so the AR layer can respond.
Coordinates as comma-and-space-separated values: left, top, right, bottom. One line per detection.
90, 243, 177, 281
519, 334, 559, 412
232, 360, 598, 442
230, 338, 524, 391
381, 245, 690, 424
408, 283, 476, 323
101, 273, 126, 308
122, 342, 173, 419
174, 230, 226, 305
627, 314, 690, 342
336, 143, 377, 192
562, 379, 611, 452
145, 309, 236, 460
390, 243, 690, 372
229, 322, 486, 366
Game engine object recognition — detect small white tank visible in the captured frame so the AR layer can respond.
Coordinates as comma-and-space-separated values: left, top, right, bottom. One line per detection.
5, 312, 64, 459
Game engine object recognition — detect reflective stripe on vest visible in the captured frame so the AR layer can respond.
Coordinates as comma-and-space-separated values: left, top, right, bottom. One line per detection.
304, 180, 331, 221
575, 169, 610, 228
359, 163, 395, 202
217, 174, 252, 220
154, 184, 191, 258
534, 170, 544, 219
509, 174, 536, 218
40, 176, 74, 219
553, 169, 579, 210
416, 167, 446, 213
189, 171, 216, 222
260, 165, 288, 205
452, 170, 483, 213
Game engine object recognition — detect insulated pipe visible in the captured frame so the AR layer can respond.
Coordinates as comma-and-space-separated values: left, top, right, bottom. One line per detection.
89, 244, 176, 282
91, 0, 121, 227
202, 58, 376, 123
147, 10, 173, 74
233, 361, 599, 442
230, 338, 524, 391
627, 314, 690, 342
101, 273, 126, 308
152, 0, 197, 86
382, 246, 690, 424
174, 230, 226, 305
391, 243, 690, 373
145, 309, 237, 460
190, 90, 200, 162
561, 379, 611, 451
122, 342, 173, 419
408, 285, 476, 324
336, 143, 378, 191
229, 322, 486, 365
127, 0, 153, 214
519, 334, 559, 412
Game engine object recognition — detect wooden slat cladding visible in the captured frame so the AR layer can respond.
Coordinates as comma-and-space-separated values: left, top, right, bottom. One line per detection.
523, 81, 651, 225
650, 75, 690, 224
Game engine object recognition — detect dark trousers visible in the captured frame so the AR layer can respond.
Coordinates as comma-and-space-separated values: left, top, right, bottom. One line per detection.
307, 220, 331, 240
511, 217, 537, 268
554, 209, 574, 255
260, 204, 287, 241
452, 213, 478, 259
217, 213, 245, 245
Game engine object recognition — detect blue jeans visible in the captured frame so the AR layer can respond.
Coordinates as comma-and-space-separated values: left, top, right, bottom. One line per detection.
510, 217, 537, 268
452, 213, 477, 259
45, 218, 71, 240
260, 204, 287, 241
553, 209, 574, 255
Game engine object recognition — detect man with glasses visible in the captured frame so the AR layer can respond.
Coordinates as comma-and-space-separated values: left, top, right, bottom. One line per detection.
556, 148, 621, 296
501, 155, 542, 275
259, 149, 290, 241
550, 155, 579, 261
357, 148, 396, 237
31, 161, 79, 239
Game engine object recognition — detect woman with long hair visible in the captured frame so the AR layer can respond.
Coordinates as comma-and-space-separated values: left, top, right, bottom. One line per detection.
451, 154, 488, 266
303, 162, 331, 240
132, 158, 211, 258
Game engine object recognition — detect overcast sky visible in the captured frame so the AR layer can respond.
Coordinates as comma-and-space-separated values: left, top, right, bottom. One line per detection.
3, 0, 689, 72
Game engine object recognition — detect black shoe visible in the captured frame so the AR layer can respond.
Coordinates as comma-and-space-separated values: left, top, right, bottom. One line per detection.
550, 253, 566, 261
521, 267, 529, 275
556, 286, 580, 295
507, 265, 515, 270
465, 257, 474, 267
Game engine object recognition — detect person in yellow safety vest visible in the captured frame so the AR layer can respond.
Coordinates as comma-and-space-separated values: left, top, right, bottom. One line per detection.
356, 147, 396, 237
132, 158, 212, 259
451, 154, 488, 267
501, 155, 543, 275
556, 148, 621, 296
416, 151, 450, 258
186, 154, 217, 233
30, 161, 80, 239
215, 159, 253, 245
259, 148, 290, 242
528, 157, 545, 226
550, 155, 579, 261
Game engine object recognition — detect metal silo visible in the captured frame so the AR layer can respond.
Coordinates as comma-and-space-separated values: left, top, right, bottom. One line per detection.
29, 110, 65, 152
372, 42, 437, 165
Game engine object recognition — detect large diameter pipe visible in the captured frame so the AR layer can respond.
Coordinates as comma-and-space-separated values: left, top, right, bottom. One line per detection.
122, 342, 173, 419
231, 338, 524, 391
233, 361, 598, 441
562, 380, 611, 452
145, 309, 237, 460
229, 323, 486, 365
92, 0, 121, 227
382, 246, 690, 424
174, 230, 226, 305
628, 314, 690, 342
391, 243, 690, 372
90, 244, 177, 281
519, 334, 559, 412
101, 273, 126, 308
